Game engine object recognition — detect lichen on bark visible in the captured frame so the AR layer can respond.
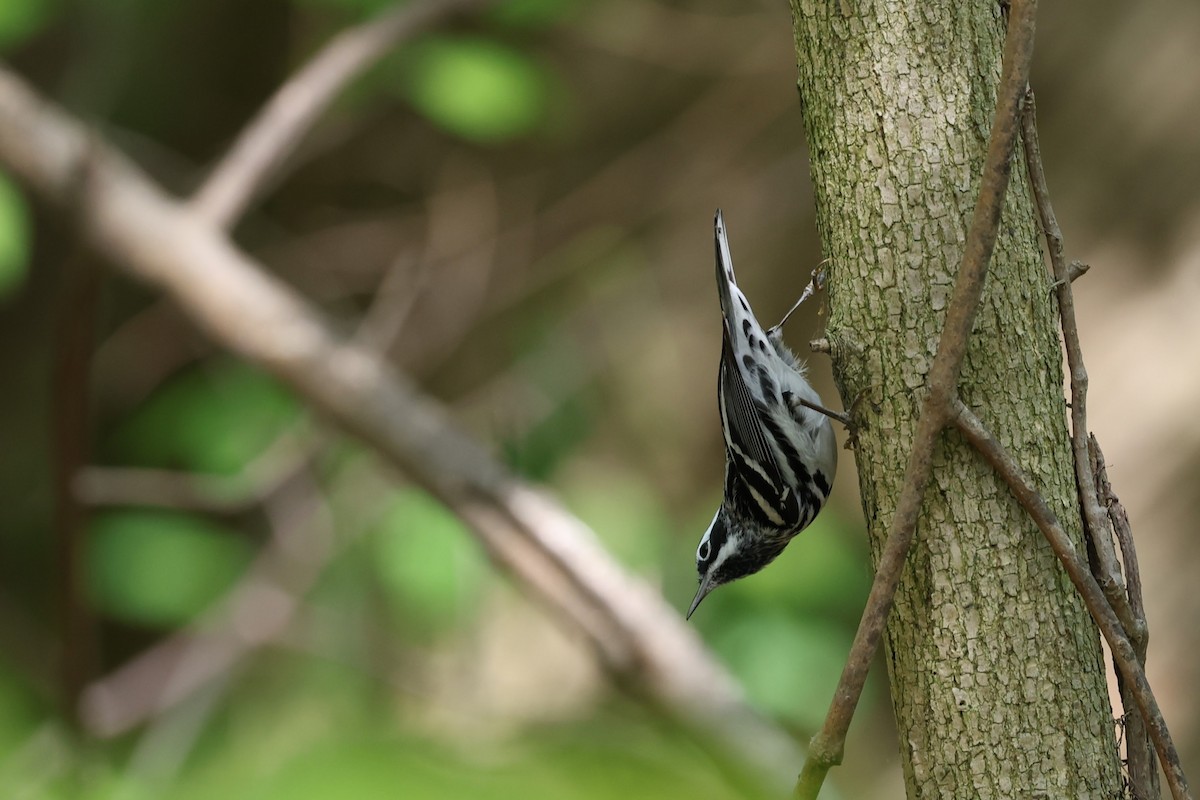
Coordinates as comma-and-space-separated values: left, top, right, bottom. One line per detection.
788, 1, 1123, 797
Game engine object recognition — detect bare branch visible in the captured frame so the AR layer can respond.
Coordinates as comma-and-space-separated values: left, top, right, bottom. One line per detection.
1091, 434, 1157, 799
1022, 91, 1159, 800
950, 399, 1189, 800
0, 66, 800, 790
190, 0, 491, 229
76, 429, 313, 513
1020, 88, 1141, 642
1089, 436, 1147, 655
795, 1, 1039, 795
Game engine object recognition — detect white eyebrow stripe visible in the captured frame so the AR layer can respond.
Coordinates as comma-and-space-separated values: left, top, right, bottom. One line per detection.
708, 532, 742, 575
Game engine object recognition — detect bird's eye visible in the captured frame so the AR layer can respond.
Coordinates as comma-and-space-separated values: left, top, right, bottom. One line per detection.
697, 540, 711, 562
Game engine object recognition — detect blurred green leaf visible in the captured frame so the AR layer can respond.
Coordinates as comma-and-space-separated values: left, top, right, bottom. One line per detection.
371, 489, 485, 633
261, 740, 452, 800
0, 0, 56, 51
402, 37, 549, 143
88, 510, 253, 627
732, 510, 869, 616
488, 0, 577, 29
0, 171, 30, 300
0, 663, 41, 753
290, 0, 394, 15
710, 611, 850, 730
507, 717, 750, 800
110, 360, 299, 475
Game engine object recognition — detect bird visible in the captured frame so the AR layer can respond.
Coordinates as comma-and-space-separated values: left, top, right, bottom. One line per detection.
688, 210, 839, 619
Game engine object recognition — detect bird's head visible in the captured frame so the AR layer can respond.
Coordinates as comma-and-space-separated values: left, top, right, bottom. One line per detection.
687, 505, 787, 618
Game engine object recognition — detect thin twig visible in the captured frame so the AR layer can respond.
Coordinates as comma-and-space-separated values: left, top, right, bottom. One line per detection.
352, 247, 428, 353
950, 399, 1189, 800
1020, 88, 1140, 643
1022, 91, 1159, 800
190, 0, 491, 229
0, 66, 801, 790
1089, 436, 1147, 657
1091, 435, 1157, 800
794, 2, 1038, 795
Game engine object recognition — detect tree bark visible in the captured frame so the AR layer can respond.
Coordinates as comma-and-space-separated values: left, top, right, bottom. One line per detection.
789, 3, 1123, 797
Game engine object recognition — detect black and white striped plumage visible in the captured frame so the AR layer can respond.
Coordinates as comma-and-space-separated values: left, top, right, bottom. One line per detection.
688, 210, 838, 618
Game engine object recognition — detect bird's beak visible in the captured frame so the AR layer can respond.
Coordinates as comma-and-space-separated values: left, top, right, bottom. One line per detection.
687, 574, 716, 620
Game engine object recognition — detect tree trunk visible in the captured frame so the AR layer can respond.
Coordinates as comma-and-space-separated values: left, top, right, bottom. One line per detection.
788, 3, 1124, 797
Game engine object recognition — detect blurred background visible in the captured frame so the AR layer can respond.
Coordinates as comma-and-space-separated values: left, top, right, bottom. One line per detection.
0, 0, 1197, 797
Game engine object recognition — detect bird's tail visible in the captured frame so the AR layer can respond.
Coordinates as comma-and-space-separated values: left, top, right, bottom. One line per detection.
714, 210, 768, 343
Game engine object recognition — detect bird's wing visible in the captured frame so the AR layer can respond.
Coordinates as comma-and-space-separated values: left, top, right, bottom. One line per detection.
714, 211, 798, 527
718, 337, 782, 489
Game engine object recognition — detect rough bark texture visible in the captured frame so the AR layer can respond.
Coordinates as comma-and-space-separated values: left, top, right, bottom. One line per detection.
789, 3, 1123, 798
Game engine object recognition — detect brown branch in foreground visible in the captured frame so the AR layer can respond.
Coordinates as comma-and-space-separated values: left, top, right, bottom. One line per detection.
189, 0, 491, 229
1091, 435, 1157, 800
793, 2, 1038, 796
1020, 89, 1140, 643
950, 399, 1190, 800
0, 66, 800, 792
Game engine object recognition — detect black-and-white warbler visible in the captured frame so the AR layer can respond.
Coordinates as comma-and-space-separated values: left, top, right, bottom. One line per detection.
688, 210, 839, 618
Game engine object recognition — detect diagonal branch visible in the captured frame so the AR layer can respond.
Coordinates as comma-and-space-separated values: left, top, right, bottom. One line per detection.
950, 399, 1189, 800
0, 64, 801, 791
190, 0, 491, 229
794, 1, 1039, 795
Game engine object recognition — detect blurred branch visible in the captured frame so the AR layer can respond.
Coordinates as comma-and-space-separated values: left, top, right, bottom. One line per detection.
352, 246, 428, 352
0, 65, 800, 789
75, 429, 313, 514
81, 460, 337, 739
51, 250, 102, 725
795, 1, 1038, 794
190, 0, 492, 229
